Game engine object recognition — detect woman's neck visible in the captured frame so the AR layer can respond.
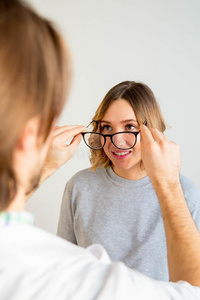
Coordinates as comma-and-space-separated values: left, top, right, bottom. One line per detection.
113, 166, 147, 180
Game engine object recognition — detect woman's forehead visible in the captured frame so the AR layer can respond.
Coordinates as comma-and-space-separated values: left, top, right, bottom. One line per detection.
102, 99, 137, 122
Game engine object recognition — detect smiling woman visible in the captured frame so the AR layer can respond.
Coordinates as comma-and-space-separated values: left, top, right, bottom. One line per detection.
88, 81, 166, 173
95, 99, 147, 180
57, 81, 200, 281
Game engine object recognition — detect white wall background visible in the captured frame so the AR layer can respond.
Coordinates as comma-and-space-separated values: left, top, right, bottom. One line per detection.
26, 0, 200, 234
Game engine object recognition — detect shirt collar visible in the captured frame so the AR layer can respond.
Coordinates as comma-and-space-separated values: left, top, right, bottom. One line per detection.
0, 211, 34, 226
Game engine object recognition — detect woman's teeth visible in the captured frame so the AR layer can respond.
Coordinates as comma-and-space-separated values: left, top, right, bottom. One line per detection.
113, 151, 130, 156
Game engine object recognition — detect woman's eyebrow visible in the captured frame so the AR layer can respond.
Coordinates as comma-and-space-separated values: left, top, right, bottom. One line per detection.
100, 120, 111, 124
101, 119, 138, 124
120, 119, 138, 124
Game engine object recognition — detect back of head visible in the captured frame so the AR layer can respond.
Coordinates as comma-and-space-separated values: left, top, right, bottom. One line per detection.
0, 0, 71, 210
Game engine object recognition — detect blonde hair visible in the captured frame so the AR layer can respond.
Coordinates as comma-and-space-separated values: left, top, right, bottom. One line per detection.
0, 0, 71, 210
90, 81, 166, 170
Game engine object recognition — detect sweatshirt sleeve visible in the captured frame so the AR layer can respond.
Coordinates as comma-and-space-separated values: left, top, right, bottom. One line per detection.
57, 179, 77, 244
180, 175, 200, 232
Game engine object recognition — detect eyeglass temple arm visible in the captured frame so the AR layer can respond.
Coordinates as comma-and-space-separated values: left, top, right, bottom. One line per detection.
86, 120, 99, 128
138, 121, 147, 133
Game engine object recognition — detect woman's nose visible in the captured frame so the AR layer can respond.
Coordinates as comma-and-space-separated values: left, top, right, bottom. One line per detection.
113, 135, 126, 148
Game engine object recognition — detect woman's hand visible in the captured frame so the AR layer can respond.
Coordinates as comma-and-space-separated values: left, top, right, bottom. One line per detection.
40, 125, 86, 184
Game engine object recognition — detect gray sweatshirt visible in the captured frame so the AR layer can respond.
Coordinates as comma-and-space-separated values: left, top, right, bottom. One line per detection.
57, 166, 200, 281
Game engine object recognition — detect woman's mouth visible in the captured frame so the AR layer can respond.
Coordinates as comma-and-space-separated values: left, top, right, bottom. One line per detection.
111, 150, 132, 160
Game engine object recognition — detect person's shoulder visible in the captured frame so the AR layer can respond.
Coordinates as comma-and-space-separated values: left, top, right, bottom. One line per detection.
67, 167, 105, 188
6, 224, 96, 264
180, 174, 200, 206
180, 174, 199, 191
71, 167, 103, 181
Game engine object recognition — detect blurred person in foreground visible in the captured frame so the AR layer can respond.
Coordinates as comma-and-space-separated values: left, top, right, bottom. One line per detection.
0, 0, 200, 299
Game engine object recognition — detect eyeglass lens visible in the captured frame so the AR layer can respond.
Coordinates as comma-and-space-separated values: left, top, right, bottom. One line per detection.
112, 132, 136, 149
83, 133, 102, 150
83, 132, 136, 150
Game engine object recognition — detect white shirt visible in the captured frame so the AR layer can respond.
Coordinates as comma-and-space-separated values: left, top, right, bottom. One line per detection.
0, 212, 199, 300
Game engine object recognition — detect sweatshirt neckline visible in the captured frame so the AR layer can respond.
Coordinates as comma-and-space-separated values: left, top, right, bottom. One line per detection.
105, 166, 151, 187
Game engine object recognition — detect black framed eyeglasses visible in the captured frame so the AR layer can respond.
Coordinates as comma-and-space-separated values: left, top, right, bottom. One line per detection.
81, 130, 140, 150
81, 120, 147, 150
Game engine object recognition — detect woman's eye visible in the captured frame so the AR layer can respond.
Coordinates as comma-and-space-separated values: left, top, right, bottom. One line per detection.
102, 125, 112, 132
126, 124, 136, 131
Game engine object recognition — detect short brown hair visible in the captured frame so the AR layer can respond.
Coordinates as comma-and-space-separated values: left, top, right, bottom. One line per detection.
90, 81, 166, 170
0, 0, 71, 210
